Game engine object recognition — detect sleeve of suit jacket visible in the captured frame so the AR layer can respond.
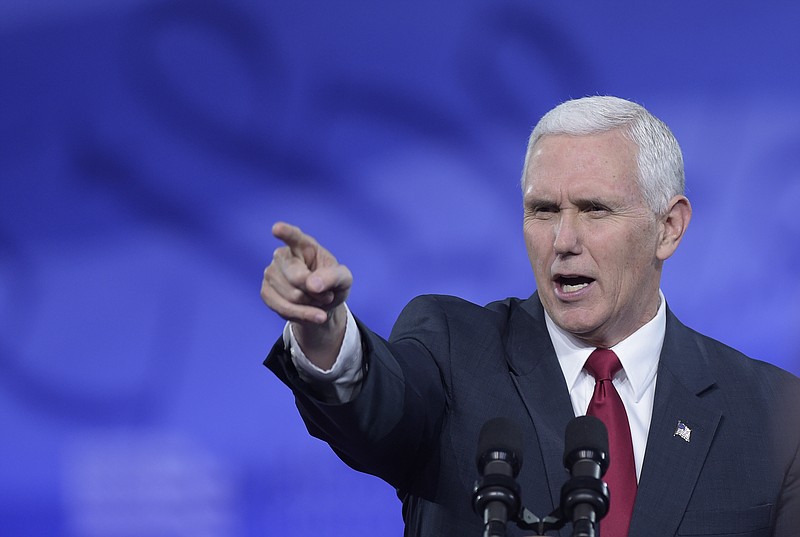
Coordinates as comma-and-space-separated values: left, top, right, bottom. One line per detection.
265, 295, 464, 492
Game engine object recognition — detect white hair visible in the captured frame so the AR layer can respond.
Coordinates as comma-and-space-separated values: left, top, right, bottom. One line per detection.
521, 96, 685, 214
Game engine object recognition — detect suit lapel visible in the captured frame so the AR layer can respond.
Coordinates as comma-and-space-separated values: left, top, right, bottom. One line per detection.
505, 294, 576, 513
502, 297, 723, 536
628, 309, 721, 537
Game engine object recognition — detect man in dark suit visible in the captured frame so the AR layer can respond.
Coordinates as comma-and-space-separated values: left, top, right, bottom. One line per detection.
261, 96, 800, 536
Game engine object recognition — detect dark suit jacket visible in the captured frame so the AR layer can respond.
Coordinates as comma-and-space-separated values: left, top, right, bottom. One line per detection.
266, 293, 800, 537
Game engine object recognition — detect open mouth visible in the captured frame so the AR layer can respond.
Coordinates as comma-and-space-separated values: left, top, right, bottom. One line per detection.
555, 275, 595, 293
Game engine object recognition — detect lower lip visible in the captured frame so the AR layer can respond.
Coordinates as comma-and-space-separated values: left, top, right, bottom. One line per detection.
553, 281, 594, 301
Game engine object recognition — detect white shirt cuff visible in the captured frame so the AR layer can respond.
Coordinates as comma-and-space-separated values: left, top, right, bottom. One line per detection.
282, 303, 364, 403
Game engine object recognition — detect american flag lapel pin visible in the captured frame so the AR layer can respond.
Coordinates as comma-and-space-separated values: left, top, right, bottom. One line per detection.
674, 420, 692, 442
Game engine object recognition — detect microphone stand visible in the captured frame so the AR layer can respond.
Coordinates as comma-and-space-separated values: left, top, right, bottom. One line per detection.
473, 472, 609, 537
515, 506, 566, 536
472, 415, 609, 537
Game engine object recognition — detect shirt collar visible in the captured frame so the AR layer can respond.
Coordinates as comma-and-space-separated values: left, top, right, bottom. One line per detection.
545, 290, 666, 403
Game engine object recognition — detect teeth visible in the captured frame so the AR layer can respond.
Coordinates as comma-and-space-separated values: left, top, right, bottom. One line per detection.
562, 282, 589, 293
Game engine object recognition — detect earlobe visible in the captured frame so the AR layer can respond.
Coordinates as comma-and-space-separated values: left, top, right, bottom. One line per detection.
656, 195, 692, 261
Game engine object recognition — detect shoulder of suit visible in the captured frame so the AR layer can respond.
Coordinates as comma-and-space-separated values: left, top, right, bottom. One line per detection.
404, 294, 526, 317
668, 311, 800, 395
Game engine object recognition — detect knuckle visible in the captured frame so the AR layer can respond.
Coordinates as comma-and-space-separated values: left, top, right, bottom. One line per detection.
260, 284, 275, 305
263, 264, 280, 284
287, 287, 307, 304
284, 267, 308, 287
273, 246, 288, 260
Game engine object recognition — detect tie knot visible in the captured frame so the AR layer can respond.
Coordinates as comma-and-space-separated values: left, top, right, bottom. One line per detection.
584, 348, 622, 381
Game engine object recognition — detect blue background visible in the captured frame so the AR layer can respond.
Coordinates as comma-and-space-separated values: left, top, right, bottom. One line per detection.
1, 1, 799, 536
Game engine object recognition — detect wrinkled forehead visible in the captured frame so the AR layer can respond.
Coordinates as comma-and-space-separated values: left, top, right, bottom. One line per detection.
523, 132, 640, 192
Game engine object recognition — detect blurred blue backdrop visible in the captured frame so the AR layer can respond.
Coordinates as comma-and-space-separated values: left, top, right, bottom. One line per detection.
1, 1, 799, 536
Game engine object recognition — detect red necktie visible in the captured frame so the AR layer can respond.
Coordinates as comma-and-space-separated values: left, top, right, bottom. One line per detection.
584, 349, 637, 537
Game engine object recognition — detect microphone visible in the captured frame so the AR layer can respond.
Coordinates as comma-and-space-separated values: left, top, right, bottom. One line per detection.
472, 418, 523, 537
561, 416, 610, 537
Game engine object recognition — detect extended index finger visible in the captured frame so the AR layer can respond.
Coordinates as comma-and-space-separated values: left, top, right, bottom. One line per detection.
272, 221, 319, 262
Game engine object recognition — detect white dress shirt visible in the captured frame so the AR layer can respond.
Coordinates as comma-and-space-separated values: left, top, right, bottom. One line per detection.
286, 293, 667, 481
545, 292, 666, 481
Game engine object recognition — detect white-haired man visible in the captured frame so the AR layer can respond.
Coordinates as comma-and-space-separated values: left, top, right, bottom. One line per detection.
262, 96, 800, 537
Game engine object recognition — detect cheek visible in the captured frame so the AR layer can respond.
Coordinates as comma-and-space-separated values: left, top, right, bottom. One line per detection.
523, 222, 550, 250
608, 231, 659, 289
601, 220, 656, 256
524, 232, 550, 269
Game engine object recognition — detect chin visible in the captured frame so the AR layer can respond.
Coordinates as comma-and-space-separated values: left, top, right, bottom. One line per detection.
550, 311, 605, 340
553, 315, 596, 333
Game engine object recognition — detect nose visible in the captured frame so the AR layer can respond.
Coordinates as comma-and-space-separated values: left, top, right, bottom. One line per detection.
553, 211, 582, 256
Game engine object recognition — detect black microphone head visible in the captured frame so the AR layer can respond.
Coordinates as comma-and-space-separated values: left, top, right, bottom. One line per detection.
476, 417, 523, 475
563, 415, 609, 474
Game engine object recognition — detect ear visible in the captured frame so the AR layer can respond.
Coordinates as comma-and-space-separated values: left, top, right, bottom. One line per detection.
656, 195, 692, 261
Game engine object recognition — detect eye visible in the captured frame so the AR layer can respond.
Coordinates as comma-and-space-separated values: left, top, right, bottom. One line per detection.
526, 202, 559, 218
585, 202, 610, 215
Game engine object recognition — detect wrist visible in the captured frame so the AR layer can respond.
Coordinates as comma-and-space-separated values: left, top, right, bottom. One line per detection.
292, 305, 347, 370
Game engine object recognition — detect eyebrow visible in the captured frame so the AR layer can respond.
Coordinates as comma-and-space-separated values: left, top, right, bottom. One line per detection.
523, 191, 555, 204
524, 196, 613, 209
